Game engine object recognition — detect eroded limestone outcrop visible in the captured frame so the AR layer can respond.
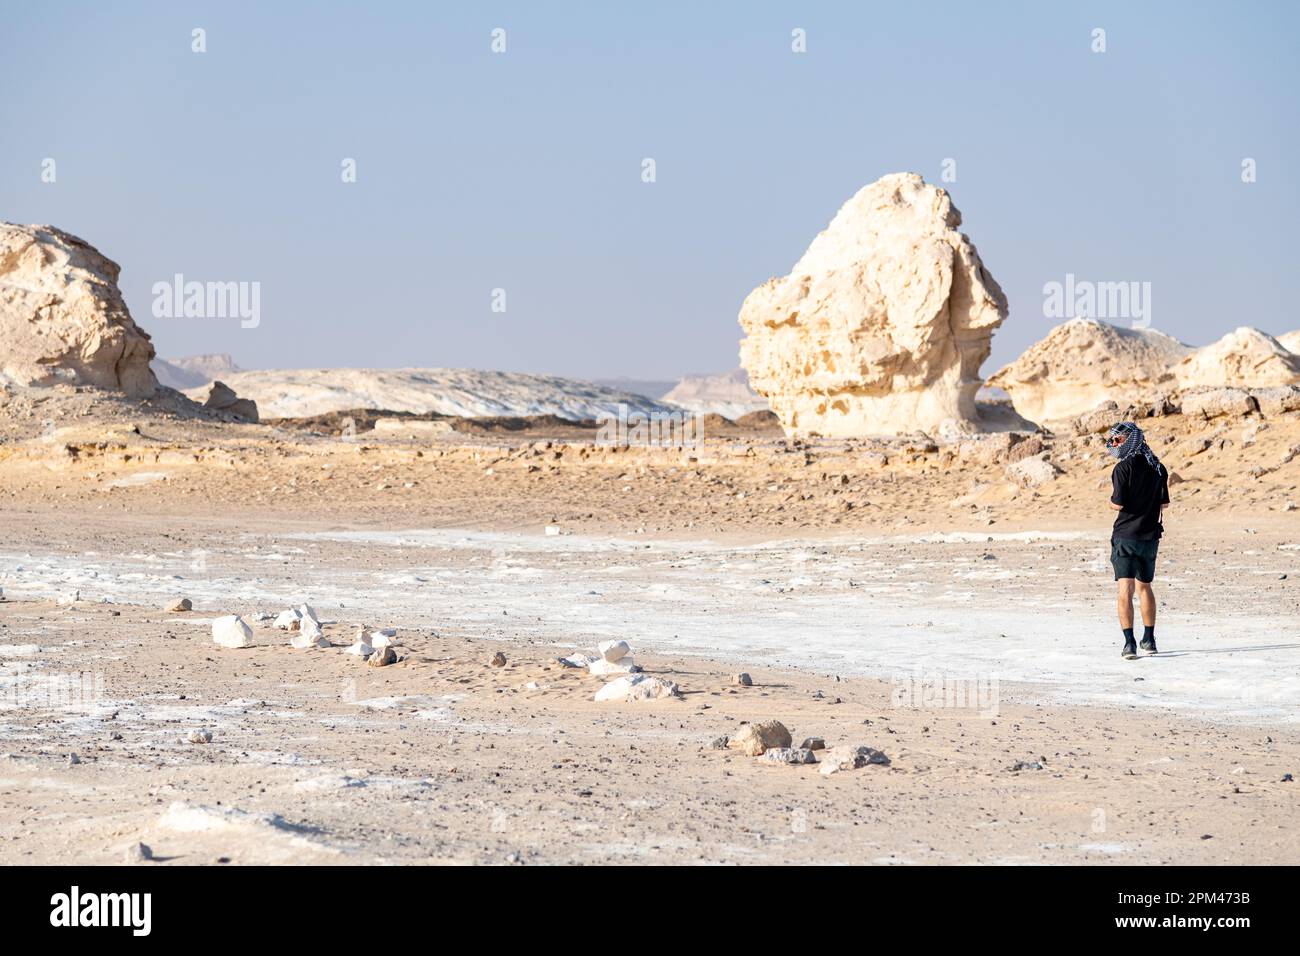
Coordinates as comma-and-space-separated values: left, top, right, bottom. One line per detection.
0, 223, 157, 396
738, 173, 1008, 438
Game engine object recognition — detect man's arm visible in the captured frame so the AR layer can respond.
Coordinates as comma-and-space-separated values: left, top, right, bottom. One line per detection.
1109, 464, 1125, 511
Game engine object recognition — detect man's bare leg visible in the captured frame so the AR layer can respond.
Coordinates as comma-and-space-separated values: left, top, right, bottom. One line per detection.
1136, 581, 1158, 654
1117, 578, 1137, 658
1135, 581, 1155, 627
1116, 578, 1135, 629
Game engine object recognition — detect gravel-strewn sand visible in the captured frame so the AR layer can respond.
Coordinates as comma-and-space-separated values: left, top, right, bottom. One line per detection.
2, 596, 1296, 866
0, 389, 1296, 864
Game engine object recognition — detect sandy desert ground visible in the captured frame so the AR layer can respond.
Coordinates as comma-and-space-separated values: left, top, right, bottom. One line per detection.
0, 387, 1297, 865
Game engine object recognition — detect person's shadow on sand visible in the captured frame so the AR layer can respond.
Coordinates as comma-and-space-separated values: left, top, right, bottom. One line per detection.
1146, 642, 1300, 658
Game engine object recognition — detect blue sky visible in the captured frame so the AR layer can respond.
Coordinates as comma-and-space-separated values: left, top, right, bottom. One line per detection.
2, 1, 1296, 379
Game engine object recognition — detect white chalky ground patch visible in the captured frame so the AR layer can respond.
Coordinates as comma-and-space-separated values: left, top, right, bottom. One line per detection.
1, 528, 1297, 722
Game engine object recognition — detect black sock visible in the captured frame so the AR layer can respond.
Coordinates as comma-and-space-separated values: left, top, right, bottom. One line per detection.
1143, 625, 1155, 641
1122, 627, 1135, 643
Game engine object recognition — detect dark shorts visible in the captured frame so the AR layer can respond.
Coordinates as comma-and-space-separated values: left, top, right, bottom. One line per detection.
1111, 537, 1159, 583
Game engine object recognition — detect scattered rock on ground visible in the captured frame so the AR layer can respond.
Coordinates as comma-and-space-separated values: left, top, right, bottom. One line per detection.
290, 629, 329, 650
593, 674, 680, 702
1009, 758, 1045, 772
820, 744, 890, 774
273, 608, 302, 630
367, 645, 397, 667
211, 614, 253, 649
1007, 454, 1061, 488
1181, 388, 1257, 420
762, 747, 818, 765
589, 657, 638, 675
598, 639, 631, 662
729, 720, 793, 756
1252, 385, 1300, 417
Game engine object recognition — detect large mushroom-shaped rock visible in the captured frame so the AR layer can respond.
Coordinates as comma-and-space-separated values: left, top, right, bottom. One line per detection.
988, 319, 1190, 424
0, 223, 157, 396
738, 173, 1007, 438
1174, 327, 1300, 390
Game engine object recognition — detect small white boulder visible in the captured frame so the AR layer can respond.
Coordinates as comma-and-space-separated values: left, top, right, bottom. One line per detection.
597, 639, 631, 662
589, 657, 637, 676
290, 629, 329, 650
273, 608, 302, 630
211, 615, 253, 649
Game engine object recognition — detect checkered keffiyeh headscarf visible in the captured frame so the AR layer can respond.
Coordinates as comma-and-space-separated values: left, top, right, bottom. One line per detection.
1106, 421, 1163, 475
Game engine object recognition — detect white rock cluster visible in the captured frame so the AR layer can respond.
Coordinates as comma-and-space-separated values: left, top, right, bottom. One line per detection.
214, 601, 400, 660
992, 320, 1300, 424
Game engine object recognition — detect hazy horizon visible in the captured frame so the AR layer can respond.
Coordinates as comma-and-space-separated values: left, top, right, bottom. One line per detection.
3, 1, 1297, 381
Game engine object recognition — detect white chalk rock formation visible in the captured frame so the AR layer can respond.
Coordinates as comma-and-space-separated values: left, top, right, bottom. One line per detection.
588, 657, 637, 676
189, 367, 680, 420
988, 319, 1190, 423
212, 615, 253, 649
1175, 327, 1300, 390
290, 617, 329, 649
1278, 330, 1300, 353
597, 639, 631, 663
0, 223, 158, 395
151, 353, 241, 390
273, 608, 302, 630
290, 632, 328, 650
661, 368, 769, 419
738, 173, 1008, 438
593, 674, 680, 702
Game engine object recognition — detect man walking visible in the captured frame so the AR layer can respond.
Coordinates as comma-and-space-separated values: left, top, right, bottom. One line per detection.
1106, 421, 1169, 660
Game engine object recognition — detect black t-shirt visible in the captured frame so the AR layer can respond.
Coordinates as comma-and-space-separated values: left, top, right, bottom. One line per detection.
1111, 456, 1169, 540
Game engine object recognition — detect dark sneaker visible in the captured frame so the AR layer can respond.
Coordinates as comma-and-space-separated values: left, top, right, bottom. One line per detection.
1122, 640, 1138, 660
1139, 636, 1158, 656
